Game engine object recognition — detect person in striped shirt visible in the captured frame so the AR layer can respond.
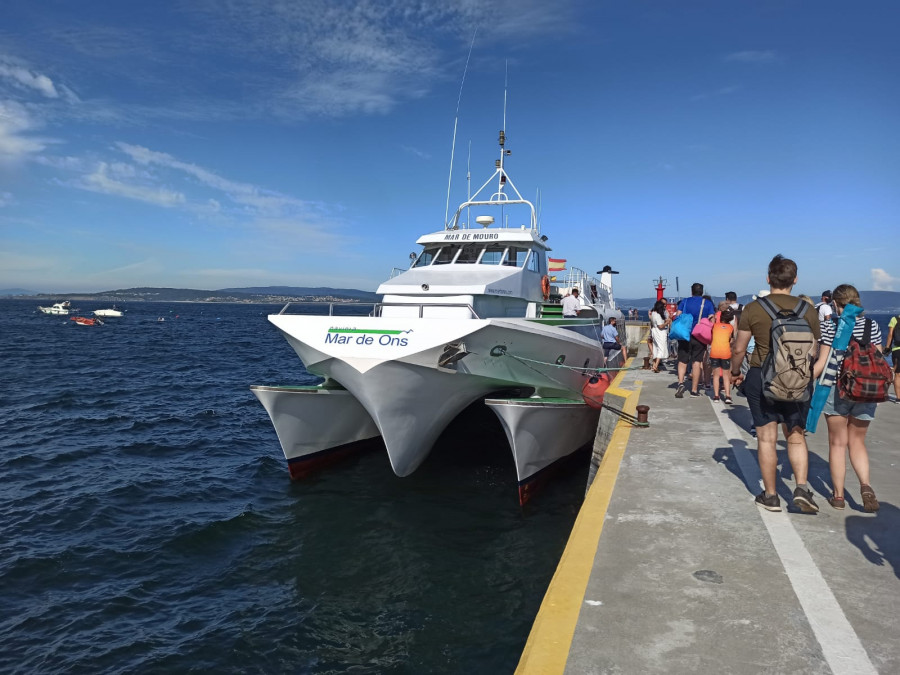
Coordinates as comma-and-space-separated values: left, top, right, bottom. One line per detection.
812, 284, 883, 512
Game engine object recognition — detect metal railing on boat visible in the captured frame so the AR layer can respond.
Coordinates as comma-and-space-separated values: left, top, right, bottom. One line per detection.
277, 301, 482, 319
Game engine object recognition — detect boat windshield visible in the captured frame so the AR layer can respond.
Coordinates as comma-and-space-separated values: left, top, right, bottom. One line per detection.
412, 243, 535, 267
504, 247, 530, 267
480, 245, 506, 265
413, 246, 440, 267
432, 244, 462, 265
455, 244, 481, 264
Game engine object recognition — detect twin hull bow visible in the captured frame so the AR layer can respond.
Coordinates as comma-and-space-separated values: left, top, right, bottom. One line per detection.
258, 314, 606, 481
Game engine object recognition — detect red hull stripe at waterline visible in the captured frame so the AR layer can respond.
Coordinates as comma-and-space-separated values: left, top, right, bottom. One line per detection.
286, 438, 380, 480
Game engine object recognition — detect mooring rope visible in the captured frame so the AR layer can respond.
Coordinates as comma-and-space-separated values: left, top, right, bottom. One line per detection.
600, 403, 649, 427
488, 345, 644, 375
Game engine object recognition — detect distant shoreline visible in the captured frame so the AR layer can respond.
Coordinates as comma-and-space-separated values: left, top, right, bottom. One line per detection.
5, 296, 372, 305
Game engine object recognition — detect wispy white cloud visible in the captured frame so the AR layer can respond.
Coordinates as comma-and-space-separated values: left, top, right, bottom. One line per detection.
34, 154, 88, 171
871, 268, 899, 291
402, 145, 431, 160
691, 85, 741, 101
725, 50, 778, 64
0, 249, 58, 274
115, 142, 315, 214
75, 162, 186, 207
0, 99, 53, 162
0, 57, 59, 98
33, 1, 575, 123
48, 141, 350, 255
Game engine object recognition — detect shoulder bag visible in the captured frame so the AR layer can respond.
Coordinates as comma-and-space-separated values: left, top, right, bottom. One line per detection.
670, 299, 700, 342
691, 299, 713, 344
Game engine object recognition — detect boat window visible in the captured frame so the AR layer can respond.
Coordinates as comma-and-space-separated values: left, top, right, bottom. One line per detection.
504, 247, 529, 267
433, 244, 462, 265
413, 246, 439, 267
480, 245, 506, 265
528, 250, 540, 272
455, 244, 481, 264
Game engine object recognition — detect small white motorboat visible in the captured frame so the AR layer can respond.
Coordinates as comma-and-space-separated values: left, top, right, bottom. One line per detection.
38, 301, 72, 315
93, 306, 125, 318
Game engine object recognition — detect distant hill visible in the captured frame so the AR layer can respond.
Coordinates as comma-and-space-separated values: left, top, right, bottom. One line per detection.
859, 291, 900, 312
619, 290, 900, 312
9, 286, 379, 303
219, 286, 378, 301
6, 285, 899, 310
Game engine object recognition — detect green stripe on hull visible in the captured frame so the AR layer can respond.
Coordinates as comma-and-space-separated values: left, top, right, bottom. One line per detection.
327, 328, 404, 335
527, 318, 601, 326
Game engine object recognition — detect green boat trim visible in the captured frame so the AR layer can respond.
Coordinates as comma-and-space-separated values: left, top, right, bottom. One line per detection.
327, 328, 405, 335
527, 318, 602, 326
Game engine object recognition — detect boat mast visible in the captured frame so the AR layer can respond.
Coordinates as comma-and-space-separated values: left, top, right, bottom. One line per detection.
466, 140, 471, 228
444, 30, 477, 230
498, 60, 510, 224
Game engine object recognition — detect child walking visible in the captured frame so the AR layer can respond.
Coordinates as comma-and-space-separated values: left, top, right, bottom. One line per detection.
710, 307, 735, 403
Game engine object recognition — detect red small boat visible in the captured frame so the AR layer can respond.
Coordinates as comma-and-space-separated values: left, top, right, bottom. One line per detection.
70, 316, 103, 326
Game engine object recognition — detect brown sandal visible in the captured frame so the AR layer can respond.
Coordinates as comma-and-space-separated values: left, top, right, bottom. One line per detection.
860, 485, 880, 513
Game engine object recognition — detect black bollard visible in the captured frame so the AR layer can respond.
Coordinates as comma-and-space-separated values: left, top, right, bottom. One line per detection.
635, 405, 650, 426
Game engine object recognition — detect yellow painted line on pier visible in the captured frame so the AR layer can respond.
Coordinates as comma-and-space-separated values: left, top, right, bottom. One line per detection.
516, 355, 642, 675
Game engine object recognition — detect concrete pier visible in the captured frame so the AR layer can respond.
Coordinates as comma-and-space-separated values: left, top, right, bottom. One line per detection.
518, 340, 900, 674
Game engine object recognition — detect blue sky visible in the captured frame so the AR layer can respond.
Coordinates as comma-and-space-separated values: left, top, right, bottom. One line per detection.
1, 0, 898, 299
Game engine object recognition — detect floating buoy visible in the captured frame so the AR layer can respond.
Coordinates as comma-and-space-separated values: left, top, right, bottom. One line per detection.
582, 373, 610, 409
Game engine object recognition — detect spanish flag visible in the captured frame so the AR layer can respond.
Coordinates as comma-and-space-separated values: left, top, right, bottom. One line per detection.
548, 258, 567, 272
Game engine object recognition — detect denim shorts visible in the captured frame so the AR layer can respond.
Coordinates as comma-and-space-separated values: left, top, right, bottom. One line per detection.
743, 367, 811, 429
822, 386, 876, 421
677, 337, 706, 364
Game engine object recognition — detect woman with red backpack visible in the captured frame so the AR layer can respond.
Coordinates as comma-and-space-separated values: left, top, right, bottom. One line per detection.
812, 284, 887, 512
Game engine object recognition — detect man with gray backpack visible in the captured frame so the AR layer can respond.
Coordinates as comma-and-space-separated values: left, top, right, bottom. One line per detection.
731, 254, 821, 513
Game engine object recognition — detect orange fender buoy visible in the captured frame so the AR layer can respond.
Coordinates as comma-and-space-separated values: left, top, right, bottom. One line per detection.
582, 373, 610, 409
541, 275, 551, 300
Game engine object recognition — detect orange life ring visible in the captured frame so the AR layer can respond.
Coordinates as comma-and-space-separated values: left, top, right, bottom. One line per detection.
541, 275, 550, 300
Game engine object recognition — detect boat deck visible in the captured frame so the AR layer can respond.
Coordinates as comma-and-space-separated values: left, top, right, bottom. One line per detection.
518, 338, 900, 674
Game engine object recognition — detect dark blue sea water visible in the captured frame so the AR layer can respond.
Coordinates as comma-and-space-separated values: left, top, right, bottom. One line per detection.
0, 299, 587, 674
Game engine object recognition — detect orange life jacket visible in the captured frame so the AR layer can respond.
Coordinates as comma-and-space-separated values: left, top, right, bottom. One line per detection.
710, 320, 734, 359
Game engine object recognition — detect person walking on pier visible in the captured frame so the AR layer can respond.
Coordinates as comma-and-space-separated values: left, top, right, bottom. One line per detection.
886, 314, 900, 401
816, 290, 835, 325
709, 306, 735, 403
812, 284, 883, 512
649, 299, 670, 372
731, 255, 821, 512
674, 283, 715, 398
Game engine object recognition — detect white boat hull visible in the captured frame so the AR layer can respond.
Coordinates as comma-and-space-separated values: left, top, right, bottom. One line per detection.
94, 309, 124, 317
485, 398, 600, 504
265, 314, 607, 478
250, 385, 381, 477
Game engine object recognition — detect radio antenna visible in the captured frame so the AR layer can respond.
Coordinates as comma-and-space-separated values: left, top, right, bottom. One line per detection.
503, 60, 508, 135
444, 29, 477, 229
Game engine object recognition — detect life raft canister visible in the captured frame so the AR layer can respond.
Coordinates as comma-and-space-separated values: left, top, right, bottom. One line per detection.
582, 372, 610, 409
541, 275, 551, 300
